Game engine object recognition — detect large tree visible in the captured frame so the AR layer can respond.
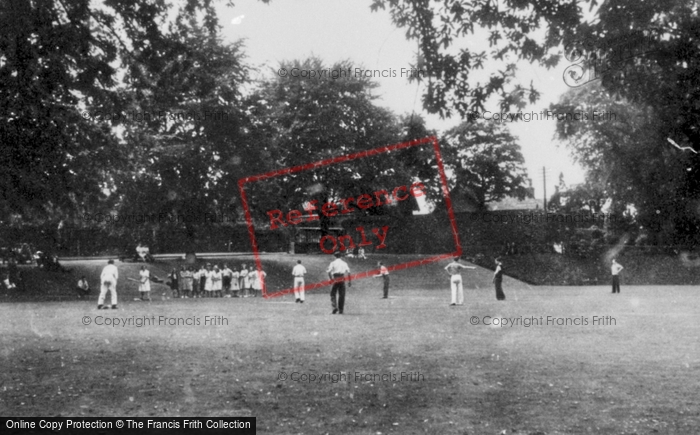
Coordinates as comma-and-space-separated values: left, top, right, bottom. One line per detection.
0, 0, 223, 227
440, 119, 531, 209
550, 82, 700, 244
240, 58, 425, 249
111, 13, 250, 253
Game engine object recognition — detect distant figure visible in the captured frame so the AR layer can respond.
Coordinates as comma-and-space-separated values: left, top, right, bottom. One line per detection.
222, 264, 233, 297
136, 243, 146, 261
76, 276, 91, 299
251, 268, 266, 297
138, 265, 152, 301
183, 266, 193, 298
358, 247, 367, 260
292, 260, 307, 303
4, 273, 17, 290
204, 263, 214, 297
212, 264, 223, 298
444, 257, 476, 306
327, 252, 351, 314
168, 268, 179, 298
611, 259, 623, 293
97, 259, 119, 309
7, 259, 19, 287
240, 264, 250, 297
374, 261, 390, 299
231, 266, 240, 298
493, 258, 506, 301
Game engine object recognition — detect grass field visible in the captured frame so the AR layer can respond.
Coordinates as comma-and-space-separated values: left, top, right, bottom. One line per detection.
1, 254, 699, 434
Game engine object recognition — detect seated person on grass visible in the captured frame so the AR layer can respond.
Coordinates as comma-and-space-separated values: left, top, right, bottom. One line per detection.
76, 276, 90, 299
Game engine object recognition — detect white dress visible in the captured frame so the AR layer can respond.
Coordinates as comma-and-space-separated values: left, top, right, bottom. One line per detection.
139, 269, 151, 292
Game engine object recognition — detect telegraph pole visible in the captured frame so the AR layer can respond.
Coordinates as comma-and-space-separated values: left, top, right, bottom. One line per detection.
542, 166, 547, 211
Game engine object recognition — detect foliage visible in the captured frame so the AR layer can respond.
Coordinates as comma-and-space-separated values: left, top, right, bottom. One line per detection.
0, 0, 223, 226
440, 119, 531, 209
550, 82, 700, 244
369, 0, 582, 118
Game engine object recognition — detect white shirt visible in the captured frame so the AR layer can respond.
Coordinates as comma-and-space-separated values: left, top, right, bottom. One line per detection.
101, 264, 119, 284
445, 261, 469, 275
327, 258, 350, 275
611, 263, 623, 275
292, 264, 307, 277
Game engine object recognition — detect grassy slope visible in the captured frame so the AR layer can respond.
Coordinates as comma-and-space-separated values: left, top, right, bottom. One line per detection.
2, 255, 700, 434
481, 254, 700, 286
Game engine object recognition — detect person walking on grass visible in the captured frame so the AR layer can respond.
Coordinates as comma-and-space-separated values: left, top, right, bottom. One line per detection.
444, 257, 476, 306
327, 252, 351, 314
611, 258, 623, 293
493, 258, 506, 301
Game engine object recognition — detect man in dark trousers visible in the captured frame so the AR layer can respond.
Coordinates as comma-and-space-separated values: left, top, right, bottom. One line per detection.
327, 252, 351, 314
611, 258, 623, 293
493, 258, 506, 301
374, 261, 390, 298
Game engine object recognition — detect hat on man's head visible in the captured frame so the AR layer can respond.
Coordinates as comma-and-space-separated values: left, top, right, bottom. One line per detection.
334, 252, 342, 258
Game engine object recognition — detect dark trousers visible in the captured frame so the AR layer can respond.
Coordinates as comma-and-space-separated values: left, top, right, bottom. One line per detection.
382, 276, 390, 298
495, 278, 505, 300
331, 275, 346, 312
612, 275, 620, 293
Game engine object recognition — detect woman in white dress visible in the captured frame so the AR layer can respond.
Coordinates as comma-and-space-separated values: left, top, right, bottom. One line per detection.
204, 263, 214, 297
139, 265, 151, 301
231, 266, 240, 298
240, 264, 249, 297
251, 268, 266, 297
212, 265, 223, 298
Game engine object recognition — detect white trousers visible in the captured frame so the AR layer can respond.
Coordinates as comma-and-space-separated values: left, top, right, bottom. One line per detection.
293, 277, 305, 301
98, 281, 118, 306
450, 275, 463, 305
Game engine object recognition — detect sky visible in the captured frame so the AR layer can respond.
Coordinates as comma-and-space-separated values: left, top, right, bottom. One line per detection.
214, 0, 588, 201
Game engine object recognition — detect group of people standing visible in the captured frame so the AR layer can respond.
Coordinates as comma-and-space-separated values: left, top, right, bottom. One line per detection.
166, 263, 266, 299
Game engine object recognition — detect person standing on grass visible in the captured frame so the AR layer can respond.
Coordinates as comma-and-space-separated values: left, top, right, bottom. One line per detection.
198, 264, 207, 298
212, 264, 223, 298
222, 264, 233, 297
444, 257, 476, 306
138, 265, 153, 301
251, 267, 266, 297
231, 265, 240, 298
168, 268, 179, 298
183, 266, 193, 298
204, 263, 214, 297
292, 260, 307, 303
97, 259, 119, 310
374, 261, 390, 299
178, 266, 186, 298
611, 258, 623, 293
240, 263, 250, 297
493, 258, 506, 301
327, 252, 351, 314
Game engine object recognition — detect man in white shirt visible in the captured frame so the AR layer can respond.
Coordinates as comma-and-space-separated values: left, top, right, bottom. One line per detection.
374, 261, 390, 299
292, 260, 307, 303
98, 259, 119, 309
327, 252, 351, 314
611, 259, 623, 293
444, 257, 476, 306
